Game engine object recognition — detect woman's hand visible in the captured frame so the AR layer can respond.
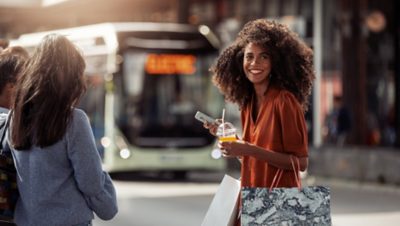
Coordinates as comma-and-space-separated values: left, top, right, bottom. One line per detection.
203, 119, 222, 136
219, 140, 309, 171
219, 140, 252, 158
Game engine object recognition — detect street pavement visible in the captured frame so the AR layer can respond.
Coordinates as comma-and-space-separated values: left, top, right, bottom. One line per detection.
93, 171, 400, 226
309, 176, 400, 226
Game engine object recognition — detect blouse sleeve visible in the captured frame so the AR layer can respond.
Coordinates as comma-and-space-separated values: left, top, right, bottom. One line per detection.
276, 91, 308, 157
66, 109, 118, 220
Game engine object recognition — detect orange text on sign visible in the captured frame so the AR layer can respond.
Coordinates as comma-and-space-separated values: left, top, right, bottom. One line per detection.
145, 54, 196, 75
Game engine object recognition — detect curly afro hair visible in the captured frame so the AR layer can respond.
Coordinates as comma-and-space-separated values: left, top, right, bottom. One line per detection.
211, 19, 315, 111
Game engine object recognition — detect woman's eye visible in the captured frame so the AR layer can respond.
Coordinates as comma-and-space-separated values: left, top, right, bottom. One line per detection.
261, 54, 269, 60
245, 55, 253, 61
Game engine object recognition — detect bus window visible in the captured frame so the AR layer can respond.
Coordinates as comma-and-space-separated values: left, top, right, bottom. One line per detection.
118, 51, 222, 148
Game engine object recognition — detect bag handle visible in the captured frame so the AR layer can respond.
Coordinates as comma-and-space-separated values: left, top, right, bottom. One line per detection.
269, 155, 301, 192
269, 168, 283, 191
290, 155, 301, 188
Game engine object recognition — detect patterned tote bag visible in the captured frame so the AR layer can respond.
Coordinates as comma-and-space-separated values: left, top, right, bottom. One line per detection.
241, 156, 331, 226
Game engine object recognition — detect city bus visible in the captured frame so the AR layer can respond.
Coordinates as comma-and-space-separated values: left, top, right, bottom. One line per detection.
11, 22, 226, 178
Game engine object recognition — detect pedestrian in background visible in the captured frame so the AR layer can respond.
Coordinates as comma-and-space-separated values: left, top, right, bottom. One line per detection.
8, 34, 118, 226
0, 45, 28, 226
0, 46, 29, 113
205, 19, 314, 225
325, 95, 351, 146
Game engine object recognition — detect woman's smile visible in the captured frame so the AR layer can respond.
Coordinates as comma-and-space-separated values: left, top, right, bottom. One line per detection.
249, 68, 264, 75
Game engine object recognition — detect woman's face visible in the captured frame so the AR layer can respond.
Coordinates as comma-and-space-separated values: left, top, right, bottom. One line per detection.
243, 42, 272, 86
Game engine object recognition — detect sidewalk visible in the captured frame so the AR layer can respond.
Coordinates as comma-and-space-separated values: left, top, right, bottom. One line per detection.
304, 175, 400, 194
305, 175, 400, 226
308, 145, 400, 185
332, 212, 400, 226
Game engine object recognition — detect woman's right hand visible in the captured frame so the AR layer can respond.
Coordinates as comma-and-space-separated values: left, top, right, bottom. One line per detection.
203, 119, 222, 136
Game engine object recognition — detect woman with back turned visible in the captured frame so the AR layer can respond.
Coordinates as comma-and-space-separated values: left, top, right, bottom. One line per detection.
0, 46, 29, 113
204, 19, 314, 225
9, 34, 118, 226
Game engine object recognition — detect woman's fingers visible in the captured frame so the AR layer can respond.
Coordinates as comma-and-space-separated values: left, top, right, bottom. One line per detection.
219, 141, 231, 157
220, 141, 247, 158
221, 149, 230, 157
204, 121, 218, 136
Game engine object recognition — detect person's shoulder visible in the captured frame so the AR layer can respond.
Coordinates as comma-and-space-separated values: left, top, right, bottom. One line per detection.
73, 108, 87, 116
271, 87, 296, 102
277, 88, 295, 99
67, 108, 90, 136
272, 88, 302, 109
72, 108, 89, 123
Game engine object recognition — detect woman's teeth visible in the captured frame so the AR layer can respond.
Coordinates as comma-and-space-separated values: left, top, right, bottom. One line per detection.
250, 70, 262, 74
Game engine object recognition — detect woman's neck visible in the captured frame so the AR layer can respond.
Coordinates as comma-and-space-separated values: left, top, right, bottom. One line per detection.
253, 80, 270, 102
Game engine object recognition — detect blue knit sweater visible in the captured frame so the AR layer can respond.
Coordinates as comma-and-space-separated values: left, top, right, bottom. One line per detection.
9, 109, 118, 226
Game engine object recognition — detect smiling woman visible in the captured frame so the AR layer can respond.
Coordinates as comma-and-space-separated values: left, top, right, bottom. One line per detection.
204, 19, 315, 225
243, 43, 272, 87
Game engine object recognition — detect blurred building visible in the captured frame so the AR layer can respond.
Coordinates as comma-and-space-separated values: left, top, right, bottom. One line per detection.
188, 0, 398, 148
0, 0, 179, 36
0, 0, 399, 148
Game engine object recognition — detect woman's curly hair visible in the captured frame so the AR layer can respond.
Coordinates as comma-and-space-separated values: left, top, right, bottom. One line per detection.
211, 19, 315, 111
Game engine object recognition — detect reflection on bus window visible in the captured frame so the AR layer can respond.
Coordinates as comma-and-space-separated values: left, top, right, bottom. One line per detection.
117, 51, 222, 148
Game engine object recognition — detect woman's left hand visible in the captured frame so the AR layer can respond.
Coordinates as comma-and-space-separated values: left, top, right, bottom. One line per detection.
219, 140, 251, 158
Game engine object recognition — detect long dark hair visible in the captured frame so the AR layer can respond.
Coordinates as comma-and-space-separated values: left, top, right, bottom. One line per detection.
0, 46, 29, 94
212, 19, 314, 111
11, 34, 86, 149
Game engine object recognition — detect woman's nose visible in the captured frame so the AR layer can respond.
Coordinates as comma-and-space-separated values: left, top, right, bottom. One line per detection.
250, 57, 260, 65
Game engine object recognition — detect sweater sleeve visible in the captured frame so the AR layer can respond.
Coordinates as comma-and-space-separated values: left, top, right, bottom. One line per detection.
66, 109, 118, 220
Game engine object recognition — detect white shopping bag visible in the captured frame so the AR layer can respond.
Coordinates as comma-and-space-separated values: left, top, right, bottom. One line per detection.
201, 174, 241, 226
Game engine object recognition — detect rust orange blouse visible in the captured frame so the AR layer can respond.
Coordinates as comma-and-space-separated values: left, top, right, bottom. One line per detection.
240, 85, 308, 188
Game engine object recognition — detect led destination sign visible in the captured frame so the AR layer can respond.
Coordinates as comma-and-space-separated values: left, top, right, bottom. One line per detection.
145, 54, 196, 75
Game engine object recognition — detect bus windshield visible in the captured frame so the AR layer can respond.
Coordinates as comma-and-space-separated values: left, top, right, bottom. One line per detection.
116, 50, 222, 148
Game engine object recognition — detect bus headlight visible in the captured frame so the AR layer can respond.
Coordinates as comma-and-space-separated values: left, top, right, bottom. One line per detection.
211, 148, 222, 159
199, 25, 210, 35
101, 137, 111, 148
119, 148, 131, 159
